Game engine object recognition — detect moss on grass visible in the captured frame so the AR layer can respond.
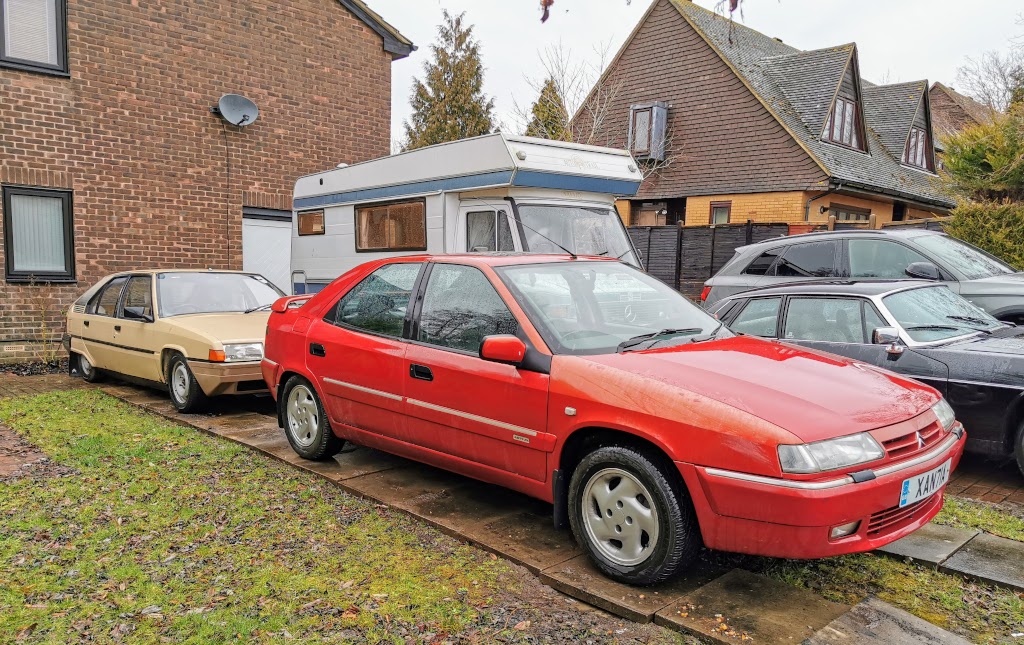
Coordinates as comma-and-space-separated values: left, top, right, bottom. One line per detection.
935, 496, 1024, 542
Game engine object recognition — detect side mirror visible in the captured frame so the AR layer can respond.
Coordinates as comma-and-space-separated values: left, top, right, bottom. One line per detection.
123, 306, 153, 323
872, 327, 904, 356
905, 262, 941, 281
479, 335, 526, 365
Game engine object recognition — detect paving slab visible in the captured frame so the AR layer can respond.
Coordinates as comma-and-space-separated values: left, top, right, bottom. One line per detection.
540, 554, 724, 623
939, 532, 1024, 590
805, 596, 972, 644
340, 462, 470, 508
875, 523, 980, 568
653, 568, 847, 643
463, 500, 583, 573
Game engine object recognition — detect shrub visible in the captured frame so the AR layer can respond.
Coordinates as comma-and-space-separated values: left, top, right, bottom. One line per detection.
944, 201, 1024, 270
942, 105, 1024, 202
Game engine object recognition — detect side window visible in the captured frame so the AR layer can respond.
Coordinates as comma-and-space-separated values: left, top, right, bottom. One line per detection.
89, 277, 128, 317
743, 248, 783, 276
775, 241, 838, 278
863, 303, 888, 339
848, 240, 930, 279
784, 298, 865, 343
729, 297, 781, 337
355, 200, 427, 252
331, 263, 422, 337
119, 276, 153, 319
467, 211, 514, 252
417, 264, 518, 353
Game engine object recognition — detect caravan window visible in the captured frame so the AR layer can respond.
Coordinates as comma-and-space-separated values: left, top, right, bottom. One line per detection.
356, 199, 427, 252
467, 210, 514, 252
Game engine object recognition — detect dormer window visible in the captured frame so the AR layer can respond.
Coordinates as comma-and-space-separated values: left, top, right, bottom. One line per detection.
822, 96, 863, 150
904, 126, 933, 171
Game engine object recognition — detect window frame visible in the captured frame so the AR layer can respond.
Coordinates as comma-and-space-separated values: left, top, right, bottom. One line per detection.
822, 96, 865, 151
710, 201, 732, 225
727, 296, 783, 338
354, 198, 428, 253
88, 276, 128, 318
324, 261, 425, 341
465, 209, 515, 253
296, 209, 325, 236
2, 185, 75, 283
781, 296, 877, 344
0, 0, 69, 76
773, 240, 840, 279
829, 203, 872, 222
903, 126, 934, 172
630, 107, 653, 156
117, 274, 155, 321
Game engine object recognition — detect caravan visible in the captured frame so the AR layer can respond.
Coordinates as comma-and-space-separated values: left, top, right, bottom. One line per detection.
289, 133, 642, 294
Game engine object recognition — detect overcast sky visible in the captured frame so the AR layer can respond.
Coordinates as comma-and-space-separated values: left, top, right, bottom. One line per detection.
370, 0, 1022, 143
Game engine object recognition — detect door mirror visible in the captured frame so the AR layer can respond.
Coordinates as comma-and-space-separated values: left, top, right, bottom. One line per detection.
905, 262, 941, 281
479, 335, 526, 365
872, 327, 904, 356
122, 306, 153, 323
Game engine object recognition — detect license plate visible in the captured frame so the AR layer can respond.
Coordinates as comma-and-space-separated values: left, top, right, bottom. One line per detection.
899, 459, 951, 508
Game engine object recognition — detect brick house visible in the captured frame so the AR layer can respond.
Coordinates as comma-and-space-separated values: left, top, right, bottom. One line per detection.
575, 0, 956, 229
929, 81, 995, 142
0, 0, 411, 361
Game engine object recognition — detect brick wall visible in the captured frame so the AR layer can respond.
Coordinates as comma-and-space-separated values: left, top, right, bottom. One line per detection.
685, 192, 807, 226
0, 0, 397, 362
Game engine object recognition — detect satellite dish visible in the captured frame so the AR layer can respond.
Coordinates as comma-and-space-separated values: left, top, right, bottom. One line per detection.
212, 94, 259, 127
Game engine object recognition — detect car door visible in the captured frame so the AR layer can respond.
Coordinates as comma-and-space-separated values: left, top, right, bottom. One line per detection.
403, 262, 551, 482
108, 275, 162, 382
81, 276, 129, 370
463, 207, 516, 252
305, 262, 423, 441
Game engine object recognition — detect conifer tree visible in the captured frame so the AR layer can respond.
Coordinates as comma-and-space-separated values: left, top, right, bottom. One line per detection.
524, 77, 570, 141
403, 11, 495, 150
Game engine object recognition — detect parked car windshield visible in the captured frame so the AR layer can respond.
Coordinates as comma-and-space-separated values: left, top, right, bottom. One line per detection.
516, 205, 640, 267
911, 234, 1015, 280
882, 285, 1003, 343
157, 272, 284, 317
498, 261, 726, 355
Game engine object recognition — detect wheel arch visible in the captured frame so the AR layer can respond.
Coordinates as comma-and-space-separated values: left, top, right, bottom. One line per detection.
159, 345, 190, 383
275, 370, 318, 429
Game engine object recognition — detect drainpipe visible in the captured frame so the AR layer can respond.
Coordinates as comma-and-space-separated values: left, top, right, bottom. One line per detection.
805, 183, 843, 221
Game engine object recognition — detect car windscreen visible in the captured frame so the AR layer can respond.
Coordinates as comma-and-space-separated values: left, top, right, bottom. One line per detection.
497, 261, 726, 355
157, 272, 284, 317
516, 205, 640, 267
912, 234, 1015, 280
882, 285, 1003, 343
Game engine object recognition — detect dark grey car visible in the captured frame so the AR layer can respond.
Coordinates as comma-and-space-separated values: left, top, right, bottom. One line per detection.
702, 230, 1024, 324
710, 280, 1024, 475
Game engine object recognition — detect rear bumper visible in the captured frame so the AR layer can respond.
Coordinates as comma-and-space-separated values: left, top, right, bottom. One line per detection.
187, 360, 267, 396
679, 424, 966, 559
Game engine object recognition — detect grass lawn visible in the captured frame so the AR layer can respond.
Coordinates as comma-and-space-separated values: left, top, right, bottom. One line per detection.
0, 390, 679, 644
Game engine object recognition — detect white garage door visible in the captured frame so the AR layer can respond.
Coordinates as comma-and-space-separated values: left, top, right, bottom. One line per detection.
242, 213, 292, 294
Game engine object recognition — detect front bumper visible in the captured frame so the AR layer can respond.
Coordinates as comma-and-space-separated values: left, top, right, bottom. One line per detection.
186, 359, 267, 396
679, 424, 966, 559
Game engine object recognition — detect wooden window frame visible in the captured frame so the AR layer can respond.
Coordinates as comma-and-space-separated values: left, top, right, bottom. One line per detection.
823, 96, 865, 152
0, 0, 69, 76
709, 201, 732, 225
903, 126, 934, 171
630, 107, 653, 156
354, 198, 428, 253
829, 203, 872, 222
2, 185, 76, 283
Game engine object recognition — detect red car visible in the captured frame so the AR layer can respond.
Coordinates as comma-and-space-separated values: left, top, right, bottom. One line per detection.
262, 254, 966, 585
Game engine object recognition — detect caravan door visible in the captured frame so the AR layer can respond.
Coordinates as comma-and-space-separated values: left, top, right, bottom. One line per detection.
460, 205, 518, 253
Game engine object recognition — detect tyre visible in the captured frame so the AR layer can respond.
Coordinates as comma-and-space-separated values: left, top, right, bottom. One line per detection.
76, 353, 102, 383
166, 353, 208, 413
1015, 422, 1024, 478
568, 445, 701, 585
281, 376, 343, 460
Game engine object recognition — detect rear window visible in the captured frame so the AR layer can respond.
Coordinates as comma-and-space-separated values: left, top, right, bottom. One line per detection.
775, 241, 838, 278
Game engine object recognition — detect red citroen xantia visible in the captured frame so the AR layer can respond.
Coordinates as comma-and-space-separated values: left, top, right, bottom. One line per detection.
262, 254, 965, 585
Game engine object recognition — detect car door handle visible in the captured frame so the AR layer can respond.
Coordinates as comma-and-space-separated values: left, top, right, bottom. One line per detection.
114, 325, 121, 332
410, 364, 433, 381
309, 343, 326, 358
83, 320, 89, 327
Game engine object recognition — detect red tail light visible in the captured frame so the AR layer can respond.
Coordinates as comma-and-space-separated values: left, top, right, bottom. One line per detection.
700, 286, 712, 302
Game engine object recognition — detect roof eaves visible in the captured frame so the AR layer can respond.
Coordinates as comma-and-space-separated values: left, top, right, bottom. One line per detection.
337, 0, 415, 60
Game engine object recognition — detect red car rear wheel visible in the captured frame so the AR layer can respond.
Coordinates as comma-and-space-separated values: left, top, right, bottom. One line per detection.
281, 376, 343, 461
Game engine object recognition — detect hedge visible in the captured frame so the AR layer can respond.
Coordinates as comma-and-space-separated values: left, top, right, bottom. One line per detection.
944, 201, 1024, 271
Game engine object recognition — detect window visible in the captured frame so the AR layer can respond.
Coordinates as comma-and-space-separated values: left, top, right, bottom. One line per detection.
517, 204, 639, 267
904, 126, 933, 171
1, 0, 67, 74
822, 96, 862, 150
156, 272, 282, 317
297, 210, 325, 236
355, 200, 427, 252
710, 202, 731, 225
120, 276, 153, 320
2, 186, 74, 282
883, 285, 1002, 343
467, 210, 514, 252
774, 241, 838, 277
830, 203, 871, 222
743, 248, 783, 276
784, 298, 866, 343
730, 298, 781, 337
848, 239, 930, 279
89, 277, 127, 318
418, 264, 518, 354
329, 263, 421, 337
630, 107, 652, 155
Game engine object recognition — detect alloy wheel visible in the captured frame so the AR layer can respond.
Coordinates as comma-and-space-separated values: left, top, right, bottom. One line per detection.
581, 467, 660, 566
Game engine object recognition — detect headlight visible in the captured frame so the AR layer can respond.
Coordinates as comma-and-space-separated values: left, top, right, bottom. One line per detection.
222, 343, 264, 363
778, 433, 885, 474
932, 399, 955, 431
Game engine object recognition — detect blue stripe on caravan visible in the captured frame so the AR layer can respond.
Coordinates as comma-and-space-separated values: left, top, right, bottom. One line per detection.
511, 171, 642, 196
293, 170, 515, 210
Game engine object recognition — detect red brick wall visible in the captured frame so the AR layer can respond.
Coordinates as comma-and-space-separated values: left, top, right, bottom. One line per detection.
0, 0, 395, 361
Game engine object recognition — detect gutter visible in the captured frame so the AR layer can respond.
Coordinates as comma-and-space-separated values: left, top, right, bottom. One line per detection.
805, 183, 843, 221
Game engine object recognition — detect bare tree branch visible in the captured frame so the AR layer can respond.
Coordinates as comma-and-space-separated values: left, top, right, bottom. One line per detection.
956, 49, 1024, 111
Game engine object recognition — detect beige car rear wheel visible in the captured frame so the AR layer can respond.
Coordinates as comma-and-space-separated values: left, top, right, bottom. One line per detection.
76, 353, 102, 383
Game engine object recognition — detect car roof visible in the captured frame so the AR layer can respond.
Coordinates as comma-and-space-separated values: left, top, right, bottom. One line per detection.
736, 227, 943, 253
721, 279, 938, 300
99, 269, 266, 279
389, 253, 622, 267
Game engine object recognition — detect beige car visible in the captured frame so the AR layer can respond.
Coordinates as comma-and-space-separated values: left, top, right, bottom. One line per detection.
65, 270, 284, 412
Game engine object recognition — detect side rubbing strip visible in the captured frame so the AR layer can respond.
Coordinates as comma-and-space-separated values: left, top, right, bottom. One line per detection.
323, 377, 403, 402
406, 398, 538, 437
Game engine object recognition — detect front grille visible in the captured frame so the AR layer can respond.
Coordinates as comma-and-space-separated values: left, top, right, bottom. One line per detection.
882, 421, 943, 460
867, 498, 929, 537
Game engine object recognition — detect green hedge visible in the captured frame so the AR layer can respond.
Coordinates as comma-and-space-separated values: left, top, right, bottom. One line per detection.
944, 201, 1024, 270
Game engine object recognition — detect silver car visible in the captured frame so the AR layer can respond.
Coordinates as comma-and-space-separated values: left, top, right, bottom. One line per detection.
701, 229, 1024, 324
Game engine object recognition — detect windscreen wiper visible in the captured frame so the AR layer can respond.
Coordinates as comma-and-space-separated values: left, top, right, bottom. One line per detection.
904, 324, 968, 332
616, 328, 703, 352
946, 315, 994, 333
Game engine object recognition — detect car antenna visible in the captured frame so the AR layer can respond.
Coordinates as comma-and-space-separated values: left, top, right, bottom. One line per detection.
464, 197, 577, 259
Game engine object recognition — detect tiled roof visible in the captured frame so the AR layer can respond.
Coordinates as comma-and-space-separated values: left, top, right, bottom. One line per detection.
670, 0, 954, 209
929, 82, 996, 139
863, 81, 926, 160
338, 0, 414, 59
